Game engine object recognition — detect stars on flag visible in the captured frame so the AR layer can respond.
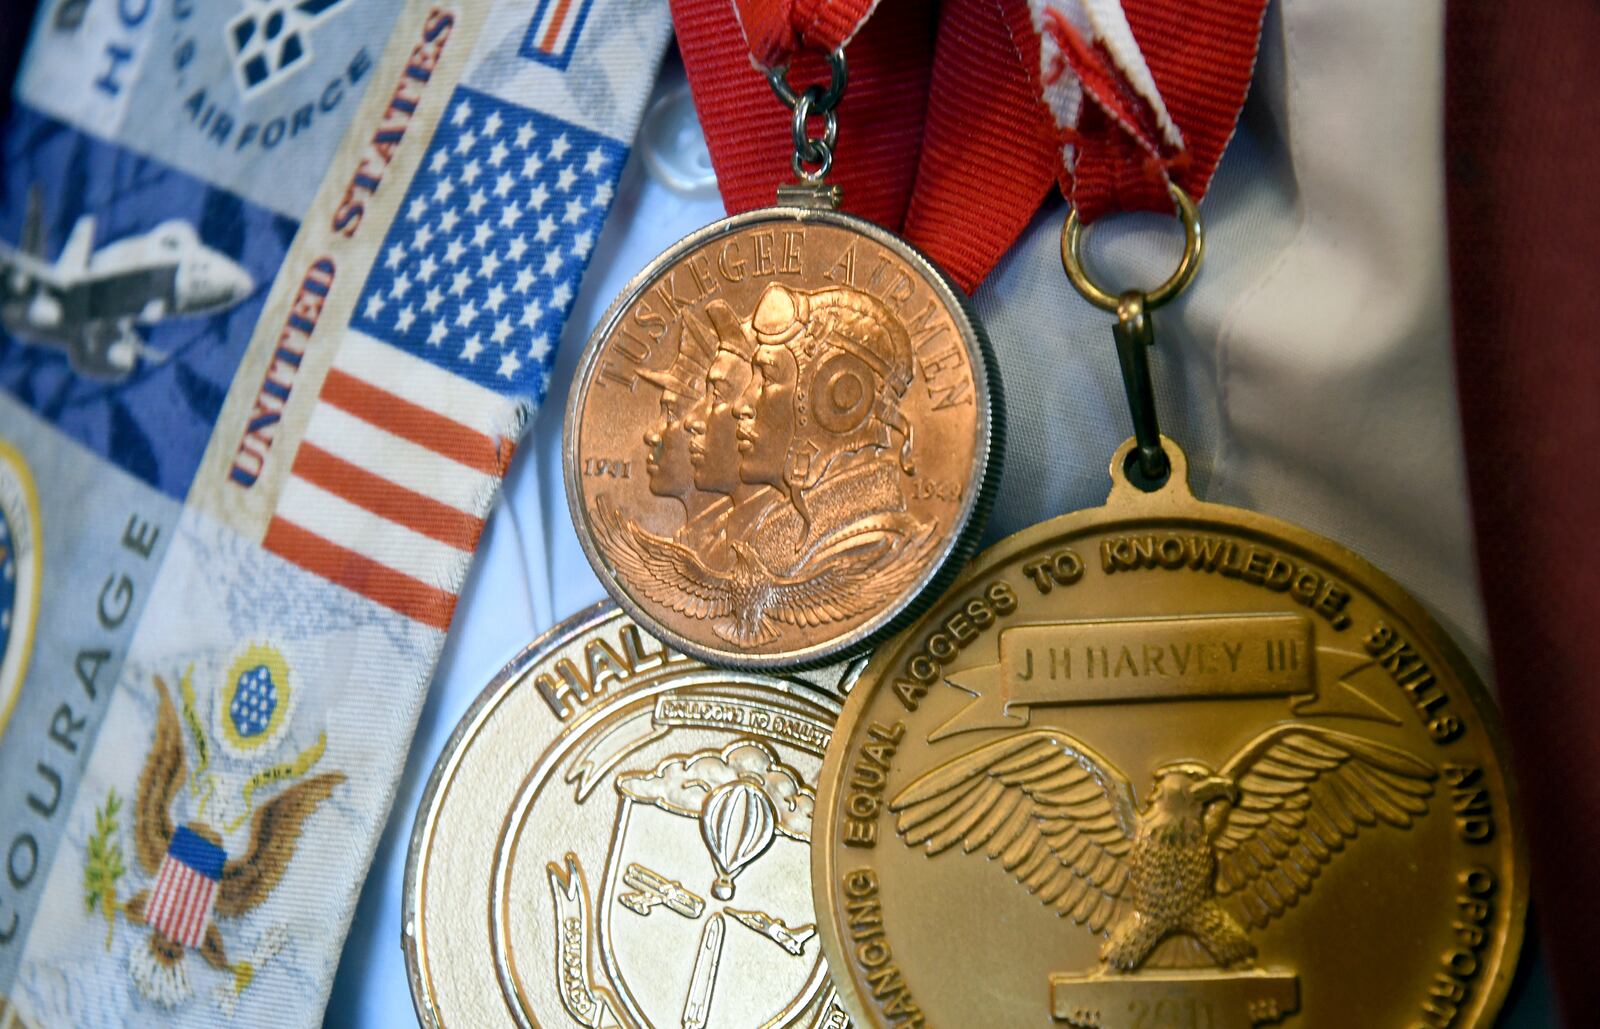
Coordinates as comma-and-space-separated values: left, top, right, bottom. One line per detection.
351, 89, 627, 394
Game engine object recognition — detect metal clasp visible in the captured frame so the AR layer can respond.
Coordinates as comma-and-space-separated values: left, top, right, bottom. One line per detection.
1060, 183, 1205, 489
1111, 291, 1167, 485
766, 48, 848, 184
1061, 182, 1203, 312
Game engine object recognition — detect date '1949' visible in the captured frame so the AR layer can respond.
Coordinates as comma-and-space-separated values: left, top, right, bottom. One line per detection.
911, 479, 961, 502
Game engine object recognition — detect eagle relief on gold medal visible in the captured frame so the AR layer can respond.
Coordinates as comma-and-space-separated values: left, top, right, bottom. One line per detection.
891, 721, 1436, 1026
594, 281, 938, 647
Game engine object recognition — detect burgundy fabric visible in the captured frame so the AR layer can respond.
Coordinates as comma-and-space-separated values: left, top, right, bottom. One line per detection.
1445, 1, 1600, 1021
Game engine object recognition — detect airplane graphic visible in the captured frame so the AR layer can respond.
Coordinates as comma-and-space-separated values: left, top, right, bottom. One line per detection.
0, 189, 255, 380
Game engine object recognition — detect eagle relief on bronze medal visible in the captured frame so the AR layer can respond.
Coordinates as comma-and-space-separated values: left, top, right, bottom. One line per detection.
566, 210, 998, 669
814, 440, 1524, 1029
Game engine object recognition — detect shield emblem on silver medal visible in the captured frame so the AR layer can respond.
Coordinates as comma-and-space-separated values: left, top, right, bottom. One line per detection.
598, 739, 827, 1028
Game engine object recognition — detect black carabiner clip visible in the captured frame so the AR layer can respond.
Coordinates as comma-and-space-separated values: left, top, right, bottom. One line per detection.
1112, 290, 1169, 489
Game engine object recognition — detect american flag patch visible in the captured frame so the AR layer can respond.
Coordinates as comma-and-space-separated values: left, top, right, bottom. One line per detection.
263, 332, 516, 631
350, 87, 624, 398
265, 84, 630, 629
147, 826, 225, 950
519, 0, 596, 70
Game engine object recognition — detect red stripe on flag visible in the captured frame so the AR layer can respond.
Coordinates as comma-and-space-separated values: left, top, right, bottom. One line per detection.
319, 369, 504, 476
184, 876, 211, 947
170, 866, 192, 945
149, 856, 212, 949
292, 443, 485, 553
264, 517, 458, 631
148, 860, 173, 931
540, 0, 576, 50
175, 871, 200, 947
158, 861, 180, 935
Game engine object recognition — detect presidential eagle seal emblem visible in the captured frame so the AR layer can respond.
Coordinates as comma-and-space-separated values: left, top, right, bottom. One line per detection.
84, 664, 343, 1011
0, 440, 41, 747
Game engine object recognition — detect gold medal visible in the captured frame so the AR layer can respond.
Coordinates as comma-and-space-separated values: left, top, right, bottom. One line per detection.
810, 193, 1526, 1028
563, 52, 1001, 670
403, 602, 857, 1027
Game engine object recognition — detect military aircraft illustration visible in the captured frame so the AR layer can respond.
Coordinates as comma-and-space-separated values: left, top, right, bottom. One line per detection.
0, 189, 255, 379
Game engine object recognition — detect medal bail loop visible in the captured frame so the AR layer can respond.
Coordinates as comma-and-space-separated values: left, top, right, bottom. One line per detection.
1061, 183, 1205, 490
766, 49, 848, 184
1061, 182, 1204, 312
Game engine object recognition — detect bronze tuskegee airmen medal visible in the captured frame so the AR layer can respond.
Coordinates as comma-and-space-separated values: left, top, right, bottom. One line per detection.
810, 197, 1527, 1028
564, 51, 1001, 671
403, 603, 854, 1028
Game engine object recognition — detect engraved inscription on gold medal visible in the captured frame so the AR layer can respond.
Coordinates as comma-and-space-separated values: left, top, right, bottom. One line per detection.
1363, 620, 1463, 742
839, 868, 925, 1027
1416, 867, 1498, 1028
841, 721, 903, 849
1100, 533, 1355, 630
1002, 614, 1312, 703
812, 440, 1525, 1029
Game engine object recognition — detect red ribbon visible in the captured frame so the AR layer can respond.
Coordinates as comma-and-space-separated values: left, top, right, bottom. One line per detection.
671, 0, 1061, 293
670, 0, 1269, 289
729, 0, 881, 65
672, 0, 936, 235
1048, 1, 1272, 222
901, 0, 1062, 291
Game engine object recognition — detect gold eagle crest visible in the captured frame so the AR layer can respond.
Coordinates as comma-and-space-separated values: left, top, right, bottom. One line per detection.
890, 724, 1436, 972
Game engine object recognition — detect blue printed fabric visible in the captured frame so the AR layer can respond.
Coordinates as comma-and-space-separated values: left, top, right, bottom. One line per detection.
0, 107, 294, 498
0, 2, 672, 1026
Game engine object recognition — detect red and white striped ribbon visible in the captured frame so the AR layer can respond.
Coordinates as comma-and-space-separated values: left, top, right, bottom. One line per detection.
671, 0, 1270, 287
1018, 0, 1272, 222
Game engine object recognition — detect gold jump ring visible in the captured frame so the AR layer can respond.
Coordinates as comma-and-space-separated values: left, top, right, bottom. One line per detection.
1061, 182, 1204, 312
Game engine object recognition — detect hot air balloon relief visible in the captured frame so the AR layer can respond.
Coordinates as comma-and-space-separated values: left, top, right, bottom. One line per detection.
700, 780, 777, 899
606, 738, 826, 1029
